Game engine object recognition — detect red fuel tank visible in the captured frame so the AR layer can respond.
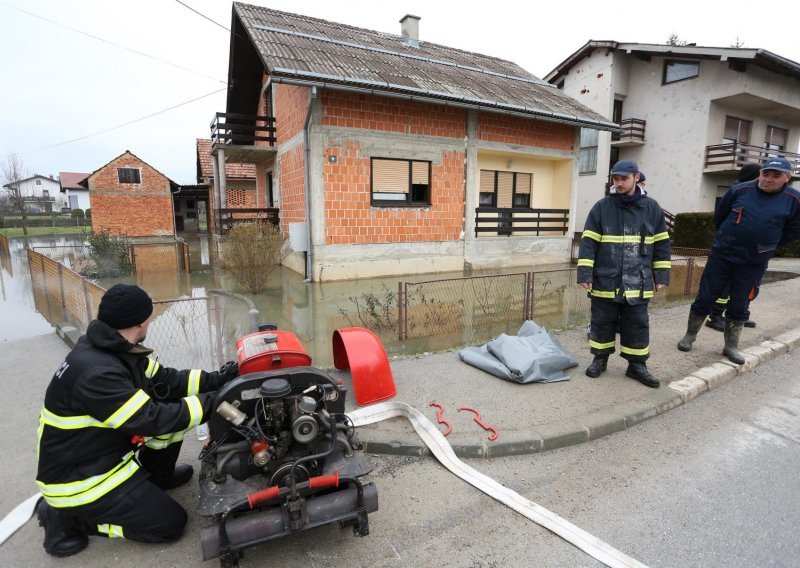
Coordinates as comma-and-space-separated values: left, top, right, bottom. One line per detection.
236, 330, 312, 374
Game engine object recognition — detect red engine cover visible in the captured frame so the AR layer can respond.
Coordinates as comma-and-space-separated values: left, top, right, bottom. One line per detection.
236, 330, 312, 374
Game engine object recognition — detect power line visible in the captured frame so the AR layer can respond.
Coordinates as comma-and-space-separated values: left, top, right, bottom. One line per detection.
0, 1, 227, 85
3, 88, 227, 157
173, 0, 230, 32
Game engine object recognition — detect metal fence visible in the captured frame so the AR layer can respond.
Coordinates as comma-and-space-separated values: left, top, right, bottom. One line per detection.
398, 254, 708, 340
26, 248, 256, 371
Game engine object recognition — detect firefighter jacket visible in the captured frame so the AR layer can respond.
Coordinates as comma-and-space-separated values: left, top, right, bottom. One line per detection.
577, 191, 671, 305
36, 319, 227, 509
713, 180, 800, 265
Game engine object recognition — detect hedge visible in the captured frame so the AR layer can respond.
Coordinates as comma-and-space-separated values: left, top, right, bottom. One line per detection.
0, 215, 89, 228
672, 211, 800, 257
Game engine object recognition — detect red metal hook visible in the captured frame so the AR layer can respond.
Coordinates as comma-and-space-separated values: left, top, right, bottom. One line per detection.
457, 406, 499, 441
428, 402, 452, 436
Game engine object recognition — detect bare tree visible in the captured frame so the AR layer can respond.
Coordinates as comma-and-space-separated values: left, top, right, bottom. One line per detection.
666, 34, 688, 47
1, 154, 30, 235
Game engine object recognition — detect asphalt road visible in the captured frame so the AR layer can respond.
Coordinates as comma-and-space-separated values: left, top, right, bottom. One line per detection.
5, 340, 799, 568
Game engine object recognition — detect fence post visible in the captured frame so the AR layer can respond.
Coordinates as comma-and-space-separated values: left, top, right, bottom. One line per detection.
684, 258, 695, 298
57, 263, 67, 320
83, 280, 92, 328
398, 281, 406, 340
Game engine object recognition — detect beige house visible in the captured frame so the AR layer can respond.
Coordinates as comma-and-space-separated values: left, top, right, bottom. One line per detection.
545, 42, 800, 226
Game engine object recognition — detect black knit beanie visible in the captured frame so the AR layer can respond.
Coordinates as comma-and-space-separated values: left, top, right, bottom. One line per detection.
737, 163, 761, 183
97, 284, 153, 329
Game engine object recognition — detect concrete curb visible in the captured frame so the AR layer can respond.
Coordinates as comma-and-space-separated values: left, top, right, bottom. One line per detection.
359, 332, 799, 458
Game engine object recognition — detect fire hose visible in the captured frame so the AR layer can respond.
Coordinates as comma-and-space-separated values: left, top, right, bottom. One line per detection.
347, 401, 647, 568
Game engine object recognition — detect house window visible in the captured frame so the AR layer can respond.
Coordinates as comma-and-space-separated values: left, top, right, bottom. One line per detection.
479, 170, 532, 209
36, 179, 42, 185
663, 60, 699, 84
765, 126, 788, 153
579, 128, 599, 174
42, 190, 49, 198
723, 116, 751, 145
371, 158, 431, 206
118, 168, 141, 184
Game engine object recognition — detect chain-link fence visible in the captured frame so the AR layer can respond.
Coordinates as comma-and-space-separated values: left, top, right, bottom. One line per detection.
399, 254, 709, 340
26, 248, 256, 372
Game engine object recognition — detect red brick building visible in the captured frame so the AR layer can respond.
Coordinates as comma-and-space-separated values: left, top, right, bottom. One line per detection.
81, 151, 177, 238
211, 5, 617, 281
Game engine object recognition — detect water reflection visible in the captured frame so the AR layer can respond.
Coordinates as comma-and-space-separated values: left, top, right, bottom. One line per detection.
6, 234, 575, 367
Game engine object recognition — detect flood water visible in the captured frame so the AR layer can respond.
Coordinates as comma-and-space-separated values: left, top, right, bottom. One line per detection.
2, 234, 573, 368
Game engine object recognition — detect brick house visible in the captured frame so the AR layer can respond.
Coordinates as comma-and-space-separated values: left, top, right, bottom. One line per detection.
545, 41, 800, 225
80, 150, 178, 238
211, 4, 615, 281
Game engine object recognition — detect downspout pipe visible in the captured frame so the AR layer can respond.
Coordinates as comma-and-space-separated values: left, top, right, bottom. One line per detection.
303, 86, 317, 283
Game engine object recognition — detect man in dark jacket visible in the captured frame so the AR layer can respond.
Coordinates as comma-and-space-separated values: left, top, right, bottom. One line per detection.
35, 284, 239, 557
678, 157, 800, 363
705, 163, 762, 332
577, 160, 671, 388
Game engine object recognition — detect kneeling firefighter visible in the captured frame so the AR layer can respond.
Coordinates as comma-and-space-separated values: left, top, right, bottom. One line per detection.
35, 284, 239, 557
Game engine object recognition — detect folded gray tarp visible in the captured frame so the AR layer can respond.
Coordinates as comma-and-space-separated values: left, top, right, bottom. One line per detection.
458, 321, 578, 383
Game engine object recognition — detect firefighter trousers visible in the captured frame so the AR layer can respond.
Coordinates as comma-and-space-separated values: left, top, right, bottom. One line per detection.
56, 442, 188, 543
690, 250, 764, 322
589, 299, 650, 362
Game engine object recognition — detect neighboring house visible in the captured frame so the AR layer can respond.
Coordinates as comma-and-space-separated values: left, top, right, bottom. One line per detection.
79, 150, 178, 238
59, 172, 91, 211
2, 174, 64, 213
194, 138, 259, 233
208, 4, 616, 281
545, 41, 800, 226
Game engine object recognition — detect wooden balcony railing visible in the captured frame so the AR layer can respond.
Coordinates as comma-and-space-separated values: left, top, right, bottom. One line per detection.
611, 118, 646, 143
705, 143, 800, 175
475, 207, 569, 237
218, 208, 279, 231
210, 112, 276, 147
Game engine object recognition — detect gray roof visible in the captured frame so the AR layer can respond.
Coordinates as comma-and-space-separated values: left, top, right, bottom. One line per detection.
232, 3, 616, 131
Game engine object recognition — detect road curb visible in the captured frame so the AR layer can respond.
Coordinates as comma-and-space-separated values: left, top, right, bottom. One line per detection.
360, 331, 798, 458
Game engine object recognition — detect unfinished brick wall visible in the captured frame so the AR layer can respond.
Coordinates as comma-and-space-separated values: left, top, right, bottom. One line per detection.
323, 141, 464, 245
321, 90, 466, 138
88, 152, 174, 237
478, 113, 575, 150
275, 84, 310, 146
275, 84, 310, 230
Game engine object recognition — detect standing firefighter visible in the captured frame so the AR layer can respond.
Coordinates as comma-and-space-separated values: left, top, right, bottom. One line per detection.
35, 284, 239, 557
577, 160, 671, 388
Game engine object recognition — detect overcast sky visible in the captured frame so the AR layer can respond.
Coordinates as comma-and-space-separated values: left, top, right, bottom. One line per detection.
1, 0, 798, 185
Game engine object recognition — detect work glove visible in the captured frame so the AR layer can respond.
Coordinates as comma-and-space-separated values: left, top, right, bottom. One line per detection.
219, 361, 239, 383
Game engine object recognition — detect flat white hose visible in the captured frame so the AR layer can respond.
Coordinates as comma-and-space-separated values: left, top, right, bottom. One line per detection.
0, 493, 41, 547
348, 401, 647, 568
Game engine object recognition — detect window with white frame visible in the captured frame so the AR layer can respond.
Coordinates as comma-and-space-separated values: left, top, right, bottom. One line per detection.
371, 158, 431, 205
579, 128, 599, 174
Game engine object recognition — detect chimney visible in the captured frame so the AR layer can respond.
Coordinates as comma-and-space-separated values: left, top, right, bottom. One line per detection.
400, 14, 420, 47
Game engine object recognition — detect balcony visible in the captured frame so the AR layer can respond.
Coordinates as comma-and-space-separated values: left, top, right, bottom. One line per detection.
475, 208, 570, 237
210, 112, 277, 165
217, 208, 279, 232
610, 118, 646, 147
704, 143, 800, 176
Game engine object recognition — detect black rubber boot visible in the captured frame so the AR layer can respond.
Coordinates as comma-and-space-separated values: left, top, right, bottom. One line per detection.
678, 311, 706, 351
723, 319, 746, 365
153, 464, 194, 490
37, 498, 88, 558
585, 355, 608, 378
625, 361, 660, 388
704, 314, 725, 332
744, 319, 756, 328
